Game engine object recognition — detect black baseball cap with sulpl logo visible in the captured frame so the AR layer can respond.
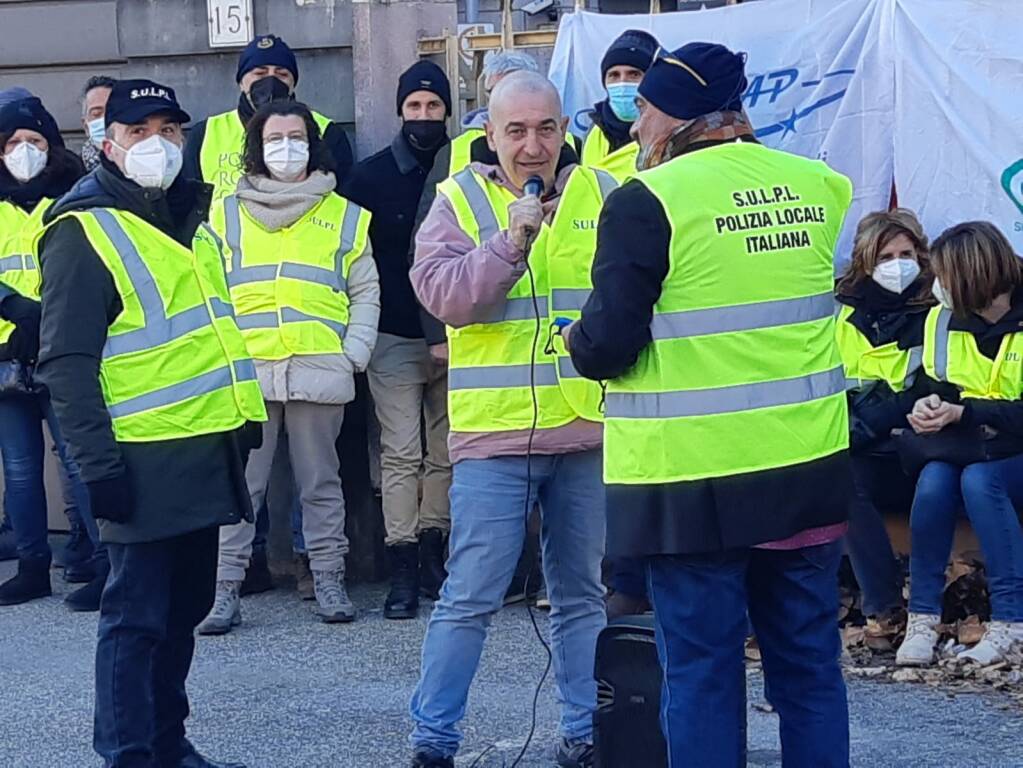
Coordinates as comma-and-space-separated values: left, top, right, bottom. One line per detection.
104, 78, 191, 127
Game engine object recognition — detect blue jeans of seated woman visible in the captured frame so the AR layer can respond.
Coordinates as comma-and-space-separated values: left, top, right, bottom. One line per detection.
0, 393, 101, 564
910, 457, 1023, 622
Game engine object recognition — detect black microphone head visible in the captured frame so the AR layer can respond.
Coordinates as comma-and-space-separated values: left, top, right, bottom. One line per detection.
523, 175, 545, 198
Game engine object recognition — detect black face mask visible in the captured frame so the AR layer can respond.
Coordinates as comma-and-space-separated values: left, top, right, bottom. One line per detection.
402, 120, 448, 153
247, 76, 294, 110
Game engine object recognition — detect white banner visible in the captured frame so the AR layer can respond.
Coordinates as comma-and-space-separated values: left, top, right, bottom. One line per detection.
893, 0, 1023, 254
549, 1, 895, 267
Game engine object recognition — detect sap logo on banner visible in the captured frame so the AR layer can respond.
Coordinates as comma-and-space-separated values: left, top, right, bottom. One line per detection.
1002, 159, 1023, 233
742, 68, 855, 142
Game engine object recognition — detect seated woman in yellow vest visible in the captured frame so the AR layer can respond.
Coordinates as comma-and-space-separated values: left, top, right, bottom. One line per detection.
579, 29, 658, 182
834, 209, 934, 645
0, 95, 106, 611
895, 222, 1023, 668
198, 101, 379, 631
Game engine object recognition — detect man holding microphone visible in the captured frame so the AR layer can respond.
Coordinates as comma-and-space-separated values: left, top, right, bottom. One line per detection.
407, 71, 612, 768
568, 43, 854, 768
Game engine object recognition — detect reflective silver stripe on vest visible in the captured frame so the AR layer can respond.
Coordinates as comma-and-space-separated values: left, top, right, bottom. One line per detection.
650, 292, 834, 341
904, 345, 924, 387
223, 194, 353, 292
480, 295, 549, 324
594, 169, 617, 201
233, 358, 257, 382
209, 297, 235, 319
449, 362, 559, 391
0, 254, 35, 272
606, 366, 846, 419
551, 288, 590, 312
932, 308, 952, 381
281, 307, 346, 339
107, 365, 235, 419
234, 309, 346, 339
451, 170, 501, 243
558, 356, 583, 379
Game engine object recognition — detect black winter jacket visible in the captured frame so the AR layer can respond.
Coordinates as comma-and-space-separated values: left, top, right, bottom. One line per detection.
35, 159, 257, 544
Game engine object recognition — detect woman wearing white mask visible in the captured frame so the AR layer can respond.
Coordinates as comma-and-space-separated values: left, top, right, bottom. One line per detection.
895, 221, 1023, 668
199, 101, 379, 632
0, 96, 97, 609
834, 209, 935, 645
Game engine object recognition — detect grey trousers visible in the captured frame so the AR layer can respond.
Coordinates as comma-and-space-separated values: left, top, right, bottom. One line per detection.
367, 333, 452, 546
217, 401, 347, 581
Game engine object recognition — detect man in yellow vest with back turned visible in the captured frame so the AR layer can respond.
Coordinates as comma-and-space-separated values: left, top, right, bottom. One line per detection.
35, 79, 264, 768
407, 71, 612, 768
567, 44, 854, 768
183, 34, 353, 201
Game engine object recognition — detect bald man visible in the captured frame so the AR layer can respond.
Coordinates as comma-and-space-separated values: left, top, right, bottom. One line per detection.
407, 73, 613, 768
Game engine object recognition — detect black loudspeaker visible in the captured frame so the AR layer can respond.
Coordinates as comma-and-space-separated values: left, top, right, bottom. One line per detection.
593, 615, 668, 768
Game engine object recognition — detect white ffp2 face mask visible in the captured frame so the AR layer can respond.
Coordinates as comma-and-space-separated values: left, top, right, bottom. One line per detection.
932, 278, 954, 310
3, 142, 48, 182
871, 258, 921, 295
263, 138, 309, 182
114, 135, 183, 190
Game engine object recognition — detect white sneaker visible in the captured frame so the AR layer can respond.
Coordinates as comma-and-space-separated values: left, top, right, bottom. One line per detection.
895, 612, 941, 666
197, 580, 242, 635
957, 621, 1023, 665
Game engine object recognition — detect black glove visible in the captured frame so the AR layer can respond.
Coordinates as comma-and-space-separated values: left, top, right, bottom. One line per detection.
0, 294, 41, 363
86, 472, 134, 524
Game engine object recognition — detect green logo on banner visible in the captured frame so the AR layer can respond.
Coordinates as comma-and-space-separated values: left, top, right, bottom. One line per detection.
1003, 158, 1023, 216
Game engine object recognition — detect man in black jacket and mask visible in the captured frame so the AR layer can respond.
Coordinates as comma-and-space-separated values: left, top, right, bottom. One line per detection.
35, 79, 259, 768
342, 61, 453, 620
183, 34, 353, 200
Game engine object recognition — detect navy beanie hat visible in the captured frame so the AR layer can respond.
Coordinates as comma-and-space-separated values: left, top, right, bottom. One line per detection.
396, 60, 452, 117
600, 29, 660, 80
638, 42, 748, 120
236, 35, 299, 84
0, 96, 64, 149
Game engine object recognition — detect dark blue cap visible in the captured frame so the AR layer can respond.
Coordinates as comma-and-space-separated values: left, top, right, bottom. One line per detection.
638, 42, 748, 120
396, 60, 452, 117
601, 29, 660, 80
236, 35, 299, 84
0, 96, 64, 148
104, 79, 190, 127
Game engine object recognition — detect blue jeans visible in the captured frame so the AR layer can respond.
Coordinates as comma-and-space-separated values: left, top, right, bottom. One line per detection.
0, 393, 98, 563
95, 526, 219, 767
610, 557, 647, 600
647, 541, 849, 768
410, 451, 607, 756
909, 458, 1023, 622
846, 455, 905, 616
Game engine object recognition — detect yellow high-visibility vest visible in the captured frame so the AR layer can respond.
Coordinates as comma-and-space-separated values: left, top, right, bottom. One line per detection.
209, 192, 371, 361
35, 209, 267, 442
836, 303, 923, 393
199, 109, 333, 201
580, 126, 639, 182
543, 167, 618, 421
604, 142, 853, 484
923, 305, 1023, 400
0, 199, 52, 344
448, 129, 484, 176
437, 166, 610, 433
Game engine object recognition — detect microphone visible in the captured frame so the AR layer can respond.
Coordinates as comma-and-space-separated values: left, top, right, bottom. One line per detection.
523, 175, 545, 199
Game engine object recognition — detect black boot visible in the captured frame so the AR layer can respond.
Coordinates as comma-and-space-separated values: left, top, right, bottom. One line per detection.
419, 528, 448, 601
239, 548, 274, 596
0, 555, 52, 606
65, 561, 110, 612
384, 543, 419, 620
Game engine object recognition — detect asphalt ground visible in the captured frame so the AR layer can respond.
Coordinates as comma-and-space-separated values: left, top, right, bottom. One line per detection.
1, 559, 1020, 768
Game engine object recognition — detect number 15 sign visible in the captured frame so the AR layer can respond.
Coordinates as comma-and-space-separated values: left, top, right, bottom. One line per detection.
207, 0, 253, 48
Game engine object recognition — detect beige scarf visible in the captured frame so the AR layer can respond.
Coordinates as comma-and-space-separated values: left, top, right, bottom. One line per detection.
234, 170, 337, 231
